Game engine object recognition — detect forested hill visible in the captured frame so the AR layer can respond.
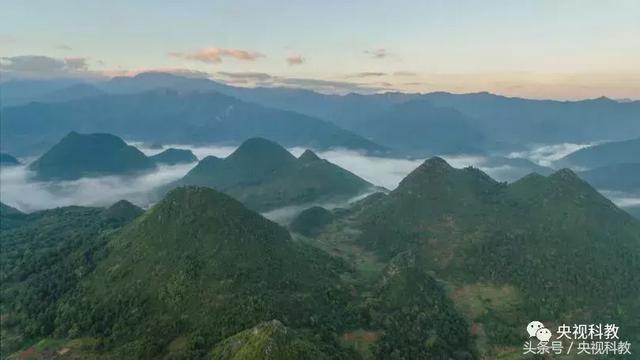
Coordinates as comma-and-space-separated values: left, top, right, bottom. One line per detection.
350, 158, 640, 355
28, 132, 156, 181
0, 186, 478, 359
172, 137, 373, 211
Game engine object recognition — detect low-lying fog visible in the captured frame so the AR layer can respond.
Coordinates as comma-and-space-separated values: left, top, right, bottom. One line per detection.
0, 162, 195, 213
2, 142, 637, 220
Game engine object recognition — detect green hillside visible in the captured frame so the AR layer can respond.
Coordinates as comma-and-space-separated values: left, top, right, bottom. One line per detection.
172, 138, 372, 211
28, 132, 156, 181
0, 202, 22, 217
1, 186, 481, 359
0, 203, 142, 357
348, 158, 640, 355
3, 156, 639, 359
48, 187, 351, 358
149, 148, 198, 165
0, 203, 25, 230
375, 253, 475, 358
210, 320, 330, 360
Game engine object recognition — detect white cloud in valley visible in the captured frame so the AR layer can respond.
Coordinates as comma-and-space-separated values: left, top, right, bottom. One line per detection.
2, 143, 636, 217
506, 142, 596, 167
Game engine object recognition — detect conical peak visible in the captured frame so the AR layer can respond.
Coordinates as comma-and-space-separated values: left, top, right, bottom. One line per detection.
228, 138, 296, 164
550, 168, 579, 180
421, 156, 453, 170
298, 149, 321, 162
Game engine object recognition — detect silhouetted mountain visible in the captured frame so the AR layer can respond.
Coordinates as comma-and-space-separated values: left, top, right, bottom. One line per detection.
557, 137, 640, 168
149, 148, 198, 165
0, 152, 20, 166
356, 99, 486, 155
478, 156, 555, 181
102, 71, 233, 94
5, 74, 639, 156
226, 87, 419, 131
419, 92, 640, 144
578, 162, 640, 192
232, 87, 640, 149
28, 132, 156, 181
38, 83, 105, 103
173, 138, 372, 211
1, 89, 386, 156
0, 78, 86, 106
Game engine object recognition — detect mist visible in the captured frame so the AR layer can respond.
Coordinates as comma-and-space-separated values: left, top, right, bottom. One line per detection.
506, 142, 596, 167
0, 162, 195, 212
261, 190, 378, 224
1, 142, 635, 217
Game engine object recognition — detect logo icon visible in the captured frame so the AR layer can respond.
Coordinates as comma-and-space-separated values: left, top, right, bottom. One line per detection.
526, 321, 551, 342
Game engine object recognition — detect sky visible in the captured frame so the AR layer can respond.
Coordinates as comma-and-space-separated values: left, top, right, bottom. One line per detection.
1, 0, 639, 99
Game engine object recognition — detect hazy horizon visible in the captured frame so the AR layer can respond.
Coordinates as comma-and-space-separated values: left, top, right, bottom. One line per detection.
1, 0, 639, 100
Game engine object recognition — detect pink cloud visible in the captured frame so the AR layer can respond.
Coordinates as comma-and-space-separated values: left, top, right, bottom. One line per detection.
170, 47, 264, 64
101, 67, 212, 78
286, 55, 305, 65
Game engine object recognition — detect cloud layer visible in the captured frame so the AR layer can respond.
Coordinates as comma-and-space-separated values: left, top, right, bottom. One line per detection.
507, 142, 597, 167
2, 143, 635, 218
170, 47, 264, 64
0, 162, 195, 212
1, 55, 91, 77
286, 55, 305, 65
214, 71, 391, 94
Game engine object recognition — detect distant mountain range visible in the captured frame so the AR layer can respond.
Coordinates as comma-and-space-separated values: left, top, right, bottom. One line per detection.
171, 137, 373, 211
3, 72, 639, 158
579, 163, 640, 192
1, 84, 386, 157
553, 137, 640, 193
355, 98, 486, 155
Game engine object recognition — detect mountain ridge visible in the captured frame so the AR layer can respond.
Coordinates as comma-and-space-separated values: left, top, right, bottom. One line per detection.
28, 131, 156, 181
172, 138, 373, 211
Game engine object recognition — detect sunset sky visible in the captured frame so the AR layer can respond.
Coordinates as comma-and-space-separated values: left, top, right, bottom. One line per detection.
1, 0, 639, 99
